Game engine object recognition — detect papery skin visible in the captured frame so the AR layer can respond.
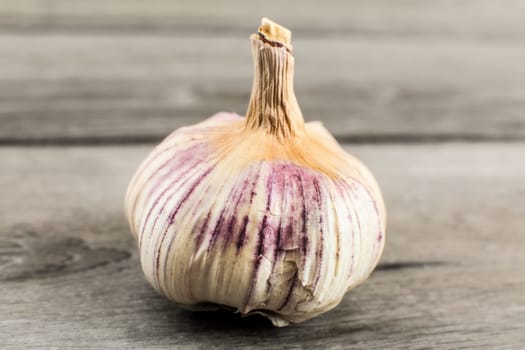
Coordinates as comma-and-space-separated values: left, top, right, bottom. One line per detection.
125, 112, 386, 327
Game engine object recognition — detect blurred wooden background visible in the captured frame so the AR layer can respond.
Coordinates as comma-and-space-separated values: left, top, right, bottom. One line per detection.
2, 0, 525, 142
1, 1, 524, 349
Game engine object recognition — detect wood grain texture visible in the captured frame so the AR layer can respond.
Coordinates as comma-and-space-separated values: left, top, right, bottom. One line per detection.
1, 0, 525, 40
1, 34, 525, 143
1, 144, 524, 349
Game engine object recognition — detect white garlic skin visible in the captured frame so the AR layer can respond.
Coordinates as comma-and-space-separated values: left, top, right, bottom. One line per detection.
125, 112, 386, 327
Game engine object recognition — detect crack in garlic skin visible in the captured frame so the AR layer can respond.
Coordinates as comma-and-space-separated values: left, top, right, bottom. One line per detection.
126, 112, 386, 327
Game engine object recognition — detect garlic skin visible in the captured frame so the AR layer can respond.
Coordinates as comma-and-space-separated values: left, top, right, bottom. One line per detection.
125, 18, 386, 327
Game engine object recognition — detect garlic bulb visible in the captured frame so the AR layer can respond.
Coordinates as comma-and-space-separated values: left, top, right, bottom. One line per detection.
125, 18, 386, 327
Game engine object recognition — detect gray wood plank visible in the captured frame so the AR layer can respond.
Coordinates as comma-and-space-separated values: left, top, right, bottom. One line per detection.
1, 143, 524, 349
2, 34, 525, 142
1, 0, 525, 40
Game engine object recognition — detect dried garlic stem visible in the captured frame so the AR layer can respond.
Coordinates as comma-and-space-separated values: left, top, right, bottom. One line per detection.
245, 18, 305, 141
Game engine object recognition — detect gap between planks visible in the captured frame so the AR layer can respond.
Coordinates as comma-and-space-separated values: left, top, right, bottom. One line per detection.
1, 134, 525, 147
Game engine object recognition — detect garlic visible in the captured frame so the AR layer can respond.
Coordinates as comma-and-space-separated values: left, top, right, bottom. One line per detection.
125, 18, 386, 327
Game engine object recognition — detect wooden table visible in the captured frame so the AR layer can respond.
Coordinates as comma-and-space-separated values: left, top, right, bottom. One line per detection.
1, 1, 524, 349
